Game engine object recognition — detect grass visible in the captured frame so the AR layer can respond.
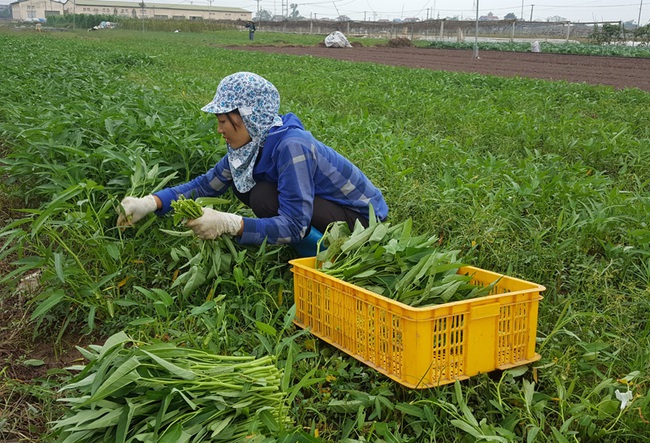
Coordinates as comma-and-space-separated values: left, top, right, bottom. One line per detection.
0, 28, 649, 442
6, 21, 650, 56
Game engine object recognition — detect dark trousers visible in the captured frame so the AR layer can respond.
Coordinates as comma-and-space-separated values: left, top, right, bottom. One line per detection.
233, 181, 368, 234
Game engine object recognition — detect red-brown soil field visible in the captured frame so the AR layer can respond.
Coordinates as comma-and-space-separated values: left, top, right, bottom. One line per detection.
231, 45, 650, 92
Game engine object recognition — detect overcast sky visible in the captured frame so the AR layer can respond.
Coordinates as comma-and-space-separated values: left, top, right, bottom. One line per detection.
2, 0, 647, 24
257, 0, 647, 24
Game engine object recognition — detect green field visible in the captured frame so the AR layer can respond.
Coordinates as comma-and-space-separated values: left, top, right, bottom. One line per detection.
1, 28, 649, 442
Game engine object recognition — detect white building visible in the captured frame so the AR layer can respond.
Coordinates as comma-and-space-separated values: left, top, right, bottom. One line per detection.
10, 0, 62, 20
10, 0, 251, 22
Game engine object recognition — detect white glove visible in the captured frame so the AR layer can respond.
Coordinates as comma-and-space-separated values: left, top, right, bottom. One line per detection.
116, 195, 158, 227
185, 207, 243, 240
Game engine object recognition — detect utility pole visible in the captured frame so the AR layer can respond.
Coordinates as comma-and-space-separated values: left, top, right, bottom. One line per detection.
256, 0, 260, 19
474, 0, 479, 58
638, 0, 644, 26
140, 2, 145, 33
521, 0, 524, 20
530, 4, 534, 22
332, 1, 341, 19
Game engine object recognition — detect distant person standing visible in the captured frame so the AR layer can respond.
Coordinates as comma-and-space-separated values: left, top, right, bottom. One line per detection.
245, 21, 256, 41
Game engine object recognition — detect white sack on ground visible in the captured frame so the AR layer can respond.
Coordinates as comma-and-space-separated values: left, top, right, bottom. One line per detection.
325, 31, 352, 48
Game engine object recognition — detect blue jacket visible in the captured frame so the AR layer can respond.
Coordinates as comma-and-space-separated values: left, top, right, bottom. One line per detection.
154, 113, 388, 245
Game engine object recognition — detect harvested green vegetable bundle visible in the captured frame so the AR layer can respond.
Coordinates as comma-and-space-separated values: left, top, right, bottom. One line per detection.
164, 196, 238, 296
316, 216, 497, 307
171, 195, 204, 223
51, 332, 290, 442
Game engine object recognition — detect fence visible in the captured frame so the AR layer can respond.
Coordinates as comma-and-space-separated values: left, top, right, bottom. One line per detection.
256, 19, 619, 43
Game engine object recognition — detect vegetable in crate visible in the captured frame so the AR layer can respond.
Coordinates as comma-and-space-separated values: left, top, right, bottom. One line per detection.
317, 218, 498, 307
51, 332, 291, 442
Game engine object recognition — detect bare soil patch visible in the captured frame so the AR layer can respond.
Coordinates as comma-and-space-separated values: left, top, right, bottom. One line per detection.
230, 45, 650, 92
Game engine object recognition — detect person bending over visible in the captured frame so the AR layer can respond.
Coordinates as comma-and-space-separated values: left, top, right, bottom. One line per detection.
117, 72, 388, 255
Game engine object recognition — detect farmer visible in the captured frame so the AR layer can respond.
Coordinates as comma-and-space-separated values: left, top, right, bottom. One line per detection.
245, 21, 256, 41
116, 72, 388, 255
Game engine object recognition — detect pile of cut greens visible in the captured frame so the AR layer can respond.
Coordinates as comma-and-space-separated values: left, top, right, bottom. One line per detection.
316, 216, 498, 307
52, 332, 290, 443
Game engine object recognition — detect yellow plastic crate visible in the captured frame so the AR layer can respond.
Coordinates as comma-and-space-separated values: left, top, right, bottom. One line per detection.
290, 257, 545, 389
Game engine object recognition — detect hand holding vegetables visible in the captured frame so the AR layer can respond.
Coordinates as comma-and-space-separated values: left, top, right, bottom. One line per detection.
116, 195, 158, 227
185, 207, 243, 239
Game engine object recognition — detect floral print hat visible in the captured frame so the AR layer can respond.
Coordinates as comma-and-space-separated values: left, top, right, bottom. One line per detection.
202, 72, 283, 193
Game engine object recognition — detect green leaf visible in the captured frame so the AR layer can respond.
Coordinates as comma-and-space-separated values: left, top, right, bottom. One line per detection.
82, 356, 140, 406
129, 317, 155, 326
328, 399, 366, 414
526, 426, 541, 443
22, 359, 45, 367
182, 265, 207, 297
504, 366, 528, 378
30, 289, 66, 320
53, 252, 65, 283
523, 379, 536, 407
82, 406, 124, 430
550, 427, 571, 443
104, 242, 120, 261
395, 403, 425, 418
209, 415, 234, 437
281, 345, 294, 392
151, 288, 174, 306
87, 305, 96, 331
159, 422, 192, 443
51, 408, 107, 430
195, 197, 231, 206
256, 321, 277, 336
173, 387, 198, 410
140, 350, 196, 380
451, 419, 508, 442
259, 408, 280, 433
115, 400, 134, 443
97, 331, 132, 360
287, 368, 324, 406
189, 301, 216, 316
59, 373, 97, 392
277, 430, 322, 442
283, 304, 296, 330
455, 380, 480, 427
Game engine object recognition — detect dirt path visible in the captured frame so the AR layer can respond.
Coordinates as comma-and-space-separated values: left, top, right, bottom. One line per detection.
230, 45, 650, 92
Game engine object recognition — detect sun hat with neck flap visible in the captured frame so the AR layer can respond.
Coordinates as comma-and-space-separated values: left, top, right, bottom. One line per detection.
201, 72, 282, 132
201, 72, 283, 193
